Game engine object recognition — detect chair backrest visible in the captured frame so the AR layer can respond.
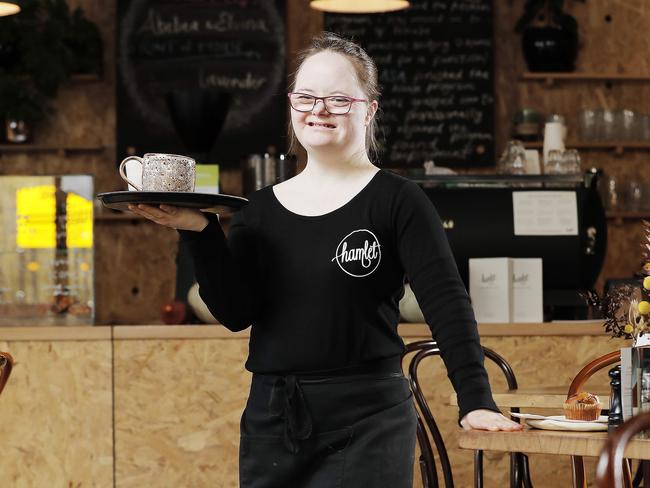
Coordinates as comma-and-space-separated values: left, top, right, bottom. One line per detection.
0, 351, 14, 396
401, 340, 519, 488
595, 412, 650, 488
566, 350, 624, 488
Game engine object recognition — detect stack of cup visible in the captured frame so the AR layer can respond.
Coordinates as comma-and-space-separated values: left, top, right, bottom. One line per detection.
543, 122, 566, 167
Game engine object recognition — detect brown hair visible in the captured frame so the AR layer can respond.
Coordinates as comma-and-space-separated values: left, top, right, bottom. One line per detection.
288, 32, 382, 161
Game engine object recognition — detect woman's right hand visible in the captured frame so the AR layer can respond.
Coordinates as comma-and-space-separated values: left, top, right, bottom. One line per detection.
127, 204, 210, 232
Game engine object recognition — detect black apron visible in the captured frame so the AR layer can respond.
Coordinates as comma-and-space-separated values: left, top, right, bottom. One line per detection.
239, 358, 417, 488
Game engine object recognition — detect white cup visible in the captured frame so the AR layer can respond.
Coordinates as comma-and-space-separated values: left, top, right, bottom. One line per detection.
543, 122, 566, 166
524, 149, 541, 174
124, 159, 143, 191
119, 153, 195, 192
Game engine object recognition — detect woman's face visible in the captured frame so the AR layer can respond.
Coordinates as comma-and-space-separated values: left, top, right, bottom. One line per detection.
291, 51, 376, 155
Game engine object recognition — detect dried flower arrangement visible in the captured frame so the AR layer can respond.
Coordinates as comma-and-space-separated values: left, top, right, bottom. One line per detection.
583, 220, 650, 343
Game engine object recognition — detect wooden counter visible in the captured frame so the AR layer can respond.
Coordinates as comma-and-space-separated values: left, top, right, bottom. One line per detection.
0, 321, 624, 487
0, 320, 609, 341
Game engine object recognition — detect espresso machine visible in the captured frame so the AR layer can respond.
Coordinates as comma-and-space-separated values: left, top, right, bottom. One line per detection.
413, 170, 607, 320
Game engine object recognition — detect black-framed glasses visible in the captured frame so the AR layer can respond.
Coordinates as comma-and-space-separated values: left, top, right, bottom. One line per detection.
287, 92, 367, 115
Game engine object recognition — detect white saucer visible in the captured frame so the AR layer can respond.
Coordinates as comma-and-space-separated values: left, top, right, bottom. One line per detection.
510, 412, 608, 431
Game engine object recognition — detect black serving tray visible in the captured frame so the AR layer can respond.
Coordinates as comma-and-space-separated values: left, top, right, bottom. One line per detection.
96, 191, 248, 213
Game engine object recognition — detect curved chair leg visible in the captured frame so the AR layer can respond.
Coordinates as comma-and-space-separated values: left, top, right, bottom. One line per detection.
572, 456, 586, 488
623, 459, 632, 487
632, 460, 643, 487
474, 450, 484, 488
521, 454, 534, 488
416, 417, 437, 488
509, 452, 519, 488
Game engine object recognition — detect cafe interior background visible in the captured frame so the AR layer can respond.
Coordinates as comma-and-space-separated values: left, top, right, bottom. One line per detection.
1, 0, 650, 486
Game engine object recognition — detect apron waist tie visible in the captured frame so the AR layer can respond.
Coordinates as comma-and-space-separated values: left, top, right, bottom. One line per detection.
268, 375, 313, 454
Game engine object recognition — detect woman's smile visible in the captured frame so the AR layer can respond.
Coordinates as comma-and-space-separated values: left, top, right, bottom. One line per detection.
307, 120, 337, 129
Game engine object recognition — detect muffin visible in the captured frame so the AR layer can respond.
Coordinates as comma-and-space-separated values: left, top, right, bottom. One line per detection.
563, 391, 602, 421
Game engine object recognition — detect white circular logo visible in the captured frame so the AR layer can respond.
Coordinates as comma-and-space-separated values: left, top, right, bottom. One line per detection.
332, 229, 382, 278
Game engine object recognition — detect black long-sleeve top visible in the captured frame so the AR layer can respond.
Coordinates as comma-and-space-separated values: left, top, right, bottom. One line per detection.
179, 169, 498, 419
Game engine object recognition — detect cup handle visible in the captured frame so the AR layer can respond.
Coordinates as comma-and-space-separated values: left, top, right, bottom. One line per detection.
119, 156, 143, 191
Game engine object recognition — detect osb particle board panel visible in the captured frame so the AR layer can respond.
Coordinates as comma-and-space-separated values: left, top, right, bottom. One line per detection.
493, 1, 650, 292
406, 335, 627, 488
114, 339, 251, 487
94, 222, 178, 325
0, 340, 112, 487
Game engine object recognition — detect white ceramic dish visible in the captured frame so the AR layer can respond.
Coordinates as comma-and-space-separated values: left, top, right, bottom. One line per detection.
510, 412, 608, 431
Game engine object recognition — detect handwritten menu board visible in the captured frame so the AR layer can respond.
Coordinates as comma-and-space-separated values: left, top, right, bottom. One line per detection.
325, 0, 494, 168
117, 0, 286, 164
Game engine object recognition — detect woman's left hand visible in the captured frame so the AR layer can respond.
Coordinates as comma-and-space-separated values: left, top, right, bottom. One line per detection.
460, 409, 524, 431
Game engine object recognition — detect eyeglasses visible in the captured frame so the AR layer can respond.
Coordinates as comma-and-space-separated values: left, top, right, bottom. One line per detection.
287, 92, 367, 115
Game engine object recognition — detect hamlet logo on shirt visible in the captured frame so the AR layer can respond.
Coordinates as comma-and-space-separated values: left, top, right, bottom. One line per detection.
332, 229, 381, 277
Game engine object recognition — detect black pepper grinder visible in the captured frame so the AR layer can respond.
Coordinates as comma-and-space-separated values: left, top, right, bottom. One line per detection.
608, 365, 623, 432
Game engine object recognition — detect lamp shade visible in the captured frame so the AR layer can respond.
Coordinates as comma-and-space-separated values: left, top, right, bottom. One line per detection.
310, 0, 409, 13
0, 2, 20, 17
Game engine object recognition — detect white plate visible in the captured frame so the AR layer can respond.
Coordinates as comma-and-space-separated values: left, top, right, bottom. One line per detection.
510, 412, 608, 431
524, 418, 608, 431
510, 412, 608, 423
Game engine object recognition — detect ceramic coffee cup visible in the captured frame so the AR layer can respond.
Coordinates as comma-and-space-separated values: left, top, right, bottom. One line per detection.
119, 153, 196, 192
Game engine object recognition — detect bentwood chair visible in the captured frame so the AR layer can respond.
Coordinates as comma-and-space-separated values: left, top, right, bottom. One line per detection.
595, 412, 650, 488
0, 351, 14, 396
566, 350, 636, 488
401, 340, 533, 488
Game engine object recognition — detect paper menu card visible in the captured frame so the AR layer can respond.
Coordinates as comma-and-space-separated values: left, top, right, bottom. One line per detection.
469, 258, 512, 323
512, 191, 578, 236
512, 258, 543, 323
621, 345, 650, 423
195, 164, 220, 194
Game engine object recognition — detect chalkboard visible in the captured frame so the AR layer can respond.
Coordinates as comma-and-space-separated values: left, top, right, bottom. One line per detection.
117, 0, 286, 165
325, 0, 494, 168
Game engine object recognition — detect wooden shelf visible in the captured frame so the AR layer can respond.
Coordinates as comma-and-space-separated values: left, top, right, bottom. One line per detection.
521, 72, 650, 86
606, 211, 650, 224
94, 212, 147, 222
15, 73, 102, 84
0, 145, 105, 156
69, 73, 102, 83
522, 141, 650, 154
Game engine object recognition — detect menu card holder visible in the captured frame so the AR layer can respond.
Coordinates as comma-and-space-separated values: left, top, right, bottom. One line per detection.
621, 345, 650, 429
512, 258, 543, 323
469, 258, 512, 323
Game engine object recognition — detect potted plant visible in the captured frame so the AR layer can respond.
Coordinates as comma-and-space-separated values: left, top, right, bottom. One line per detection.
515, 0, 586, 72
0, 0, 102, 143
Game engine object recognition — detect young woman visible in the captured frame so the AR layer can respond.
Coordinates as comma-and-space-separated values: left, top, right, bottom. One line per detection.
129, 32, 522, 487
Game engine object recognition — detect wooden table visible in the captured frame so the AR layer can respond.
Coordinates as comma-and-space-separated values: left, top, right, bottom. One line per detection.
459, 429, 650, 460
453, 387, 620, 486
449, 387, 610, 409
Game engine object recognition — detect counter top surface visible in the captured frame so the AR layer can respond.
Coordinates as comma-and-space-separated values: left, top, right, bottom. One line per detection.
0, 321, 607, 341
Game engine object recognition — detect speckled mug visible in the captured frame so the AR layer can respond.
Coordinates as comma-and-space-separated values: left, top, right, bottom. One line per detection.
119, 153, 195, 192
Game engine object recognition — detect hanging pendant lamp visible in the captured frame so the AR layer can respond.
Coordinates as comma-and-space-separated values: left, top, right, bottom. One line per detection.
0, 2, 20, 17
310, 0, 409, 14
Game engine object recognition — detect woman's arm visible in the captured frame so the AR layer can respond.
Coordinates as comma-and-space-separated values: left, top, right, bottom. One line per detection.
392, 182, 521, 431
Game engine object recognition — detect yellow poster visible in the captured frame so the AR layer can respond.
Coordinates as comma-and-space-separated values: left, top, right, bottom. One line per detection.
16, 185, 55, 249
16, 186, 93, 249
66, 193, 93, 248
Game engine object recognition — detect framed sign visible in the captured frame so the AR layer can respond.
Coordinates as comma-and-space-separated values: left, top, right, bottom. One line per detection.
117, 0, 287, 165
326, 0, 495, 168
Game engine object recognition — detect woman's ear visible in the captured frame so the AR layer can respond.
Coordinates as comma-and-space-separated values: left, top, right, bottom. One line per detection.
365, 100, 379, 126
